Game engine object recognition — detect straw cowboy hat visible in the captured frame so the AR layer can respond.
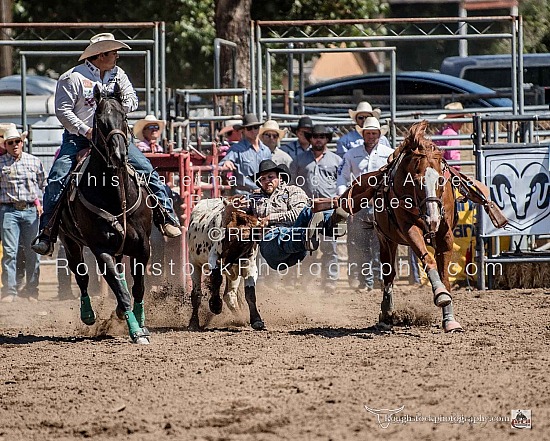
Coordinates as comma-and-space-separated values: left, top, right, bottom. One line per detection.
304, 124, 333, 143
234, 113, 264, 130
437, 102, 467, 120
349, 101, 381, 121
0, 125, 28, 147
133, 115, 166, 141
252, 159, 291, 186
259, 120, 286, 139
79, 33, 131, 61
219, 119, 242, 136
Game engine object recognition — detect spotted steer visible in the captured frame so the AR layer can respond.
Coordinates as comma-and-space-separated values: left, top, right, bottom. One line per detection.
187, 197, 263, 330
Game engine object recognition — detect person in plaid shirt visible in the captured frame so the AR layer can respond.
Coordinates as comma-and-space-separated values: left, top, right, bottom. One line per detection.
0, 126, 46, 302
242, 160, 347, 271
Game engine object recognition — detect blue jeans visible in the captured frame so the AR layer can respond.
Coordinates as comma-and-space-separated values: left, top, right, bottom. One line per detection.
1, 205, 40, 297
40, 132, 179, 230
259, 207, 333, 270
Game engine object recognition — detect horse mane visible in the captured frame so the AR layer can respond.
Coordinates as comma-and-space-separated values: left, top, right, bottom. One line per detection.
400, 120, 442, 158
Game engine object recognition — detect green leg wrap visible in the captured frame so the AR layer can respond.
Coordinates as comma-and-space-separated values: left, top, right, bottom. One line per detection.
132, 301, 145, 328
119, 272, 128, 291
124, 310, 141, 338
80, 295, 96, 326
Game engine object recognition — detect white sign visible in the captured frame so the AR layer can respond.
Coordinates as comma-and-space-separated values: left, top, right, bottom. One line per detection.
481, 146, 550, 236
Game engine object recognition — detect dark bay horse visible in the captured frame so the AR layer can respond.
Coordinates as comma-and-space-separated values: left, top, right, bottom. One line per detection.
59, 84, 152, 344
341, 121, 463, 332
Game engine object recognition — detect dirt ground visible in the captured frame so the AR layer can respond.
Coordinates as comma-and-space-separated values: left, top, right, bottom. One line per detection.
0, 258, 549, 441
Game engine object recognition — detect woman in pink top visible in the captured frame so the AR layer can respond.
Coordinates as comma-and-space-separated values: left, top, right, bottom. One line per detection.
435, 102, 466, 171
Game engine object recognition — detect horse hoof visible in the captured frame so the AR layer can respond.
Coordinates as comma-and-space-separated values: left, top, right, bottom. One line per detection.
209, 297, 223, 315
376, 321, 393, 332
443, 320, 464, 333
133, 336, 150, 345
434, 291, 452, 307
251, 320, 265, 331
130, 327, 150, 344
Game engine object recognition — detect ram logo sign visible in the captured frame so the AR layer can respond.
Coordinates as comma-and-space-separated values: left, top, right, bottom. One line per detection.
482, 148, 550, 235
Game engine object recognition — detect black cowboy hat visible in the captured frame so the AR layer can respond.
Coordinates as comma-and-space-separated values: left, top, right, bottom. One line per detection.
252, 159, 291, 187
292, 116, 313, 133
304, 124, 333, 143
234, 113, 264, 130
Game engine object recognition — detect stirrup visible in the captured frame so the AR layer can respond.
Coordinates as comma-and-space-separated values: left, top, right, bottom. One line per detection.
31, 235, 54, 256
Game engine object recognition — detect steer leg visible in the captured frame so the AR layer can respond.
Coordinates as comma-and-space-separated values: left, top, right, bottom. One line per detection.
244, 282, 264, 330
208, 267, 223, 315
188, 266, 202, 331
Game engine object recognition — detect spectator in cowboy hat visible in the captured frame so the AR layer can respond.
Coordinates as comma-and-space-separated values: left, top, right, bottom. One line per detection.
337, 116, 395, 291
134, 115, 166, 153
292, 124, 343, 289
32, 32, 182, 256
218, 119, 243, 145
259, 120, 292, 168
434, 102, 467, 170
336, 101, 391, 158
219, 113, 272, 194
0, 126, 46, 302
281, 116, 313, 160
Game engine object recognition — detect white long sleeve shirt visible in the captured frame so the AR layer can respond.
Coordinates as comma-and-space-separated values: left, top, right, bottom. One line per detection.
55, 60, 138, 137
336, 142, 395, 195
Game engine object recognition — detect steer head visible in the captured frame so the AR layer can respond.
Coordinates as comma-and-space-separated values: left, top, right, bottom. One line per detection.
219, 197, 260, 264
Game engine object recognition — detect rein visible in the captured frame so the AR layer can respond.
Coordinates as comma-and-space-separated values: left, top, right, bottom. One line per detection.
87, 105, 132, 255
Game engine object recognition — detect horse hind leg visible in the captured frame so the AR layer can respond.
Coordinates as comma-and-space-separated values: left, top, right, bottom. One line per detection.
94, 252, 149, 344
378, 239, 398, 327
62, 237, 95, 326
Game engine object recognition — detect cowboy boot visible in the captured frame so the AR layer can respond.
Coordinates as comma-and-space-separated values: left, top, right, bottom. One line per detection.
31, 226, 56, 256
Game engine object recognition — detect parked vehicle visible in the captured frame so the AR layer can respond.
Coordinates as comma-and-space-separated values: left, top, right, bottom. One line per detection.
295, 71, 512, 114
440, 54, 550, 104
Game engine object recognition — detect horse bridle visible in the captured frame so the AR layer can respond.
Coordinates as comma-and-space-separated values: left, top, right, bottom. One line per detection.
91, 100, 130, 168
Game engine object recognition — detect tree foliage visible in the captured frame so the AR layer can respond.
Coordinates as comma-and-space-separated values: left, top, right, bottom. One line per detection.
12, 0, 550, 91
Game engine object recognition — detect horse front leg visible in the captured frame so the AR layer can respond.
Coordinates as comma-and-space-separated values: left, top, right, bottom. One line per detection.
62, 237, 95, 325
130, 252, 149, 329
94, 251, 149, 344
378, 236, 398, 327
406, 227, 452, 308
435, 247, 463, 333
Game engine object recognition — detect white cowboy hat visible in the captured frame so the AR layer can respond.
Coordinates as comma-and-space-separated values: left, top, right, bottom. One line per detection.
218, 119, 242, 136
0, 122, 16, 138
133, 115, 166, 141
79, 33, 131, 61
259, 120, 285, 139
349, 101, 381, 121
355, 116, 382, 135
0, 125, 28, 147
437, 102, 467, 120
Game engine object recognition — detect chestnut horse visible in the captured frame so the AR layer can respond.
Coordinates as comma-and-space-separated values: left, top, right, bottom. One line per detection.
341, 121, 462, 332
